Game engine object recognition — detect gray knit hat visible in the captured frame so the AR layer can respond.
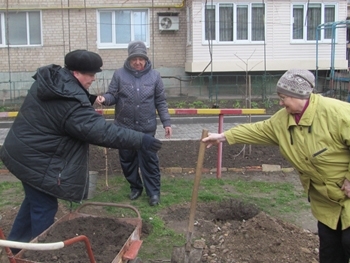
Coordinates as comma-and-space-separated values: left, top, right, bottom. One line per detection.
127, 41, 148, 61
276, 69, 315, 99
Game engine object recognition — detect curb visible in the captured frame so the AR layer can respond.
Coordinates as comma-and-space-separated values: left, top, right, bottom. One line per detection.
161, 165, 294, 174
0, 165, 295, 177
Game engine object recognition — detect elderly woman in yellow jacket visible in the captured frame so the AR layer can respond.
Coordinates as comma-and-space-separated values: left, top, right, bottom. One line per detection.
203, 69, 350, 263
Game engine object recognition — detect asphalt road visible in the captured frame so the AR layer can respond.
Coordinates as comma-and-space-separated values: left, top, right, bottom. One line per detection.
0, 115, 271, 144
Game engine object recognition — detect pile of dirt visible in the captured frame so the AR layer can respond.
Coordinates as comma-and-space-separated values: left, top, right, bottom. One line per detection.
160, 199, 319, 263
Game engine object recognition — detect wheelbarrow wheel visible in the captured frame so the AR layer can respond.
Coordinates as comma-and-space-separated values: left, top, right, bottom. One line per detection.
128, 257, 143, 263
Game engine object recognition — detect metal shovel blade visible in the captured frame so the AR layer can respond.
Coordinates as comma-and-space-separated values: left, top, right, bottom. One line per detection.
171, 246, 202, 263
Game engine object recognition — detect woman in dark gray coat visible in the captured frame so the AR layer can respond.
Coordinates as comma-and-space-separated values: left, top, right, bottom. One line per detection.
97, 41, 172, 206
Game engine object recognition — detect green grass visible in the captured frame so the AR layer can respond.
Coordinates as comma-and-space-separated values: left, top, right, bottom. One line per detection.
0, 106, 11, 112
0, 172, 309, 261
0, 181, 23, 207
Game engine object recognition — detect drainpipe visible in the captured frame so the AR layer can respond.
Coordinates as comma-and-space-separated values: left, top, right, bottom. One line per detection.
5, 0, 12, 102
152, 0, 155, 68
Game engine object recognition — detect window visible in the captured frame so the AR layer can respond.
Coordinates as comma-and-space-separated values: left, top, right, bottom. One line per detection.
220, 4, 233, 41
251, 4, 265, 41
324, 5, 335, 39
205, 5, 215, 41
292, 3, 336, 42
237, 5, 248, 40
204, 3, 265, 43
98, 9, 149, 48
0, 11, 41, 46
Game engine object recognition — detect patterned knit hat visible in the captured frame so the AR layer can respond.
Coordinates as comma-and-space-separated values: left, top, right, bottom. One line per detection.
276, 69, 315, 99
127, 41, 148, 61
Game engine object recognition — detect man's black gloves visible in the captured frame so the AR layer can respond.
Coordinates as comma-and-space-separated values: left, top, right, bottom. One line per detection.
142, 134, 162, 152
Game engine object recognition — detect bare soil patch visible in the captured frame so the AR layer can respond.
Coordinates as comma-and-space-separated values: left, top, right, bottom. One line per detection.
88, 142, 291, 174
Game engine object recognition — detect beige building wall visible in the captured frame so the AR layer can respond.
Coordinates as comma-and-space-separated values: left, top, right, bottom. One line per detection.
186, 0, 348, 73
0, 0, 188, 98
0, 0, 348, 98
0, 0, 187, 73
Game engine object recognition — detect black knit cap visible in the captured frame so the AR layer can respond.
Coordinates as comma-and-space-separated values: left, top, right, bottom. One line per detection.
65, 50, 103, 73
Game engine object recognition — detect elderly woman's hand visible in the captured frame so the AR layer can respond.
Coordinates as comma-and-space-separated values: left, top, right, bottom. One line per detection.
95, 95, 105, 105
202, 132, 226, 148
341, 179, 350, 198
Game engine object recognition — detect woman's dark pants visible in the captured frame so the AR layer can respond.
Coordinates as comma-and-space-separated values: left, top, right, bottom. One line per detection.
119, 148, 160, 197
318, 220, 350, 263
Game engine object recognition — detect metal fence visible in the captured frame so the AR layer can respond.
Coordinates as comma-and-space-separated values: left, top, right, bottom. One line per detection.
1, 72, 349, 107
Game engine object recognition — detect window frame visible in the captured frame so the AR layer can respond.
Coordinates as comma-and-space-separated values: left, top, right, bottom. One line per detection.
202, 2, 265, 45
290, 2, 337, 43
0, 11, 42, 47
97, 8, 150, 49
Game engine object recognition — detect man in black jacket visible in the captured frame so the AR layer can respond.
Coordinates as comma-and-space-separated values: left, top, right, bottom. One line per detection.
0, 49, 162, 250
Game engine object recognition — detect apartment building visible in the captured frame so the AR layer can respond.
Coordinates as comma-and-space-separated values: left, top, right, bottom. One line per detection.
0, 0, 349, 98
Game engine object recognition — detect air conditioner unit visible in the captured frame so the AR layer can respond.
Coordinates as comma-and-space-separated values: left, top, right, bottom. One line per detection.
159, 16, 179, 31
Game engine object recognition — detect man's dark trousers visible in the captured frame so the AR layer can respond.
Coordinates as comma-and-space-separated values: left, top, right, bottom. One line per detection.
7, 182, 58, 246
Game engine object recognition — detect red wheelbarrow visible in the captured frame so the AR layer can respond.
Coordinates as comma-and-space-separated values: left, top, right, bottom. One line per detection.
0, 202, 143, 263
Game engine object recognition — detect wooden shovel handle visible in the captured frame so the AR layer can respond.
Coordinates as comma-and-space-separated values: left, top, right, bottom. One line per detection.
186, 129, 208, 244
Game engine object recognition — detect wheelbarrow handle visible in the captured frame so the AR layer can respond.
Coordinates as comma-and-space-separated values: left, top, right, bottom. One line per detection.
0, 239, 64, 250
0, 234, 96, 263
